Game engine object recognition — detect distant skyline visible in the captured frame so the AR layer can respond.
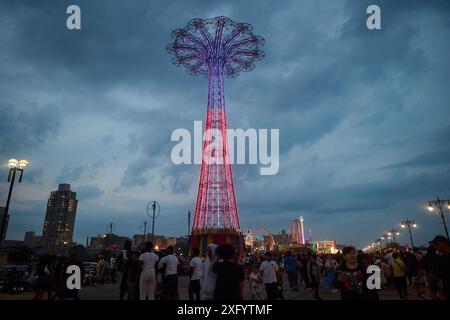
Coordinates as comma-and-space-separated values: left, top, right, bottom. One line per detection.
1, 0, 450, 248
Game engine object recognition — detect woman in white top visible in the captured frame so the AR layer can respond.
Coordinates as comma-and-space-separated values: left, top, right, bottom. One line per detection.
138, 241, 159, 300
201, 243, 218, 300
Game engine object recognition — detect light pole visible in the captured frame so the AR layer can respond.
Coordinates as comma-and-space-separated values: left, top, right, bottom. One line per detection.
387, 229, 400, 243
380, 234, 389, 247
140, 220, 148, 242
187, 210, 191, 257
427, 195, 450, 239
106, 222, 115, 248
0, 159, 29, 247
401, 219, 416, 249
146, 201, 160, 242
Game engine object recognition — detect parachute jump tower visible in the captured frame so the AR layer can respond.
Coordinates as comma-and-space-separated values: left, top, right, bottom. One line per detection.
167, 16, 265, 256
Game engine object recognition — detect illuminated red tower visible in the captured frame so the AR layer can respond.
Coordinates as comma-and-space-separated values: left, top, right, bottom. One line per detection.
167, 16, 264, 255
291, 216, 306, 244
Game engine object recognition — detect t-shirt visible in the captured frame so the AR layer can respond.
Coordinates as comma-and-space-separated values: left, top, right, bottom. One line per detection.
334, 264, 370, 300
283, 256, 298, 273
139, 252, 159, 272
190, 257, 204, 281
213, 261, 244, 300
158, 254, 179, 277
260, 260, 278, 284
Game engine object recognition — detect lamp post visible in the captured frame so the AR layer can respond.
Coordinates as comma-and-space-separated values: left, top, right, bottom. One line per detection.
380, 234, 389, 247
427, 195, 450, 239
0, 159, 29, 247
401, 219, 416, 249
140, 220, 148, 242
106, 222, 115, 248
146, 201, 160, 242
186, 210, 191, 257
387, 229, 400, 243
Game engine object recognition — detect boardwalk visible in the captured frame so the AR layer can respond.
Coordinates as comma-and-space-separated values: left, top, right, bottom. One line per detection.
0, 275, 423, 300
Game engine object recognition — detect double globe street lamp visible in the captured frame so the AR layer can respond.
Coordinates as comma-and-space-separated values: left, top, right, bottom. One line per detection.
387, 229, 400, 244
427, 196, 450, 239
401, 219, 416, 249
0, 159, 29, 247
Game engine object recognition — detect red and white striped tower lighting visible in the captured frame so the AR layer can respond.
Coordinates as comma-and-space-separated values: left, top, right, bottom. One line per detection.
167, 16, 265, 256
299, 216, 305, 244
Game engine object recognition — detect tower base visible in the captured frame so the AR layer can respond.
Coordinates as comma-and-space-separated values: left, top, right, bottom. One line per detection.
189, 228, 243, 258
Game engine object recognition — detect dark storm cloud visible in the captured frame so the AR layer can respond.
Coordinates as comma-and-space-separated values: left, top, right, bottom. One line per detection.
1, 0, 449, 247
55, 165, 83, 183
0, 103, 61, 154
76, 184, 104, 200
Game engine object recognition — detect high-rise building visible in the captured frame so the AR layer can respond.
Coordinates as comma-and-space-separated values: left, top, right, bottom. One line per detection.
42, 183, 78, 253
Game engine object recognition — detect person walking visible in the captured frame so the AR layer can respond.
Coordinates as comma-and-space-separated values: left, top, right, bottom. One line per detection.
305, 254, 321, 300
126, 251, 141, 300
212, 244, 244, 300
33, 255, 53, 300
249, 264, 263, 300
139, 241, 159, 300
158, 245, 179, 300
117, 240, 132, 300
324, 255, 339, 294
430, 235, 450, 300
260, 252, 279, 300
202, 243, 218, 300
334, 246, 372, 300
283, 251, 299, 291
422, 244, 441, 299
391, 252, 408, 299
188, 248, 204, 300
63, 253, 83, 300
96, 255, 105, 286
110, 253, 117, 283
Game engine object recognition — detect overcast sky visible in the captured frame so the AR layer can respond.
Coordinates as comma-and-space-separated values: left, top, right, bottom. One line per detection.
0, 0, 449, 248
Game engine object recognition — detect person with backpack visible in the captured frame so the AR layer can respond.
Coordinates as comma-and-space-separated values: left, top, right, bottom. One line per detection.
391, 252, 408, 299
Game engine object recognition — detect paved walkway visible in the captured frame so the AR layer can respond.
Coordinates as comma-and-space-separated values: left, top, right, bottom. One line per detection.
0, 275, 423, 300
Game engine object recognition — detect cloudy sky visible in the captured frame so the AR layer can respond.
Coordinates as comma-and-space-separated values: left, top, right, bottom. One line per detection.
0, 0, 449, 248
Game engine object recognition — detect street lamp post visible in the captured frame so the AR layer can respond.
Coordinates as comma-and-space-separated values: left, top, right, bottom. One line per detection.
401, 219, 416, 249
186, 210, 191, 258
146, 201, 160, 242
427, 195, 450, 239
140, 220, 148, 242
387, 229, 400, 243
0, 159, 29, 247
107, 222, 115, 248
380, 234, 389, 247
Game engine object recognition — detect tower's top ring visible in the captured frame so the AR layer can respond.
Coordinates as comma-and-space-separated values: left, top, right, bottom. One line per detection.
167, 16, 265, 78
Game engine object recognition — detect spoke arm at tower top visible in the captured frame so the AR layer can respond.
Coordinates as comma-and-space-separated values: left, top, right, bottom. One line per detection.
168, 16, 264, 78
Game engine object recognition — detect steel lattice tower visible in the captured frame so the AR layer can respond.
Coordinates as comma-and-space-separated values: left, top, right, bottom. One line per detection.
167, 17, 264, 237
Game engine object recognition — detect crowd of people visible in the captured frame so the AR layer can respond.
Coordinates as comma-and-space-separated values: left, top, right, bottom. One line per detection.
109, 234, 450, 300
2, 234, 449, 300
